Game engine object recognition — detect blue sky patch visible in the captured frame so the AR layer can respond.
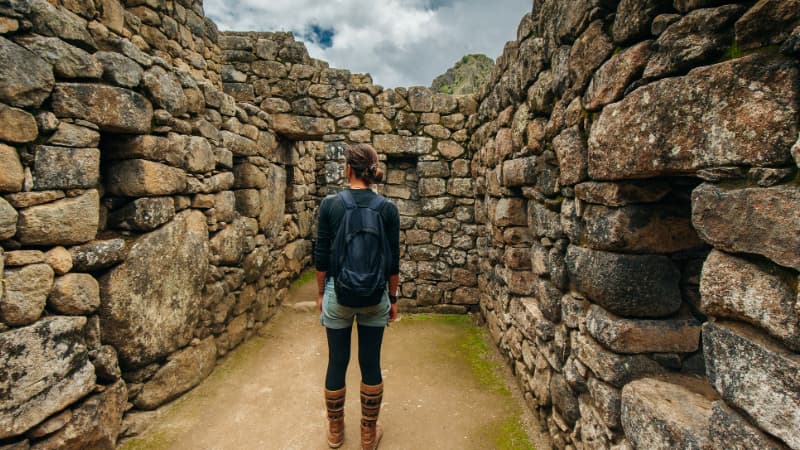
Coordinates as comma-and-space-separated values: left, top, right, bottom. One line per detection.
304, 24, 335, 48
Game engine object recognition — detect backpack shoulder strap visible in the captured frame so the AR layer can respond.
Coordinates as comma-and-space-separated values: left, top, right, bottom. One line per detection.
338, 189, 357, 210
366, 194, 387, 212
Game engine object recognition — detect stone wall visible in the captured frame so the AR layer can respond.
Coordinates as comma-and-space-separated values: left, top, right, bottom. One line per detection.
215, 31, 482, 312
0, 1, 311, 448
1, 0, 799, 448
469, 0, 800, 449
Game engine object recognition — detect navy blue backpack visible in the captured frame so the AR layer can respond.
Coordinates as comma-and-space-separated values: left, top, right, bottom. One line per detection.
330, 190, 391, 307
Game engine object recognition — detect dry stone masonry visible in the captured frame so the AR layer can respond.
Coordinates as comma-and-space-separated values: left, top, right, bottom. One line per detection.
0, 0, 798, 449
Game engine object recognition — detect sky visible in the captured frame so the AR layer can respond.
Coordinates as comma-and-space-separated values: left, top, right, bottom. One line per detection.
204, 0, 532, 88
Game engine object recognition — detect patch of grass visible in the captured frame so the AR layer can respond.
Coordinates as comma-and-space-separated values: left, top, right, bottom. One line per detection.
292, 269, 316, 288
494, 415, 535, 450
118, 431, 171, 450
406, 314, 509, 394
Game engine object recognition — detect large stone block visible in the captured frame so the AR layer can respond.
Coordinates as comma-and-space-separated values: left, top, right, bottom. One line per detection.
107, 197, 175, 232
68, 239, 127, 272
0, 317, 95, 439
268, 114, 334, 140
709, 401, 790, 450
134, 338, 216, 410
566, 246, 682, 318
16, 190, 99, 246
0, 103, 37, 143
25, 0, 95, 48
644, 5, 744, 78
99, 210, 208, 368
553, 125, 587, 186
692, 183, 800, 270
568, 203, 703, 253
220, 130, 260, 157
735, 0, 800, 50
46, 122, 100, 148
612, 0, 664, 43
373, 134, 432, 156
102, 135, 172, 162
621, 375, 718, 450
105, 160, 186, 197
0, 144, 24, 192
14, 35, 102, 80
1, 263, 53, 326
493, 197, 527, 227
701, 250, 800, 351
588, 55, 798, 180
209, 219, 248, 266
52, 83, 153, 134
34, 146, 99, 190
502, 157, 537, 187
0, 36, 54, 108
574, 332, 663, 387
29, 380, 126, 450
47, 273, 99, 315
0, 197, 16, 240
586, 305, 701, 354
704, 321, 800, 449
574, 181, 670, 207
584, 40, 651, 110
258, 164, 286, 238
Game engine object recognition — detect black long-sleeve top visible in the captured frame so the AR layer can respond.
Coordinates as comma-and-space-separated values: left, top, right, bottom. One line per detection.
315, 189, 401, 276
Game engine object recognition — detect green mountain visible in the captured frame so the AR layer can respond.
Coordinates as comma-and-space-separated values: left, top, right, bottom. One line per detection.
431, 54, 495, 95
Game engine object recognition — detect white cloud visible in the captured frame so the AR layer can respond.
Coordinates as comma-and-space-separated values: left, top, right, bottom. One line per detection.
204, 0, 531, 88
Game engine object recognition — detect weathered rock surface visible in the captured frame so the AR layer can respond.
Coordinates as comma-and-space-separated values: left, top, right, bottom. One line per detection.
52, 83, 153, 134
134, 338, 216, 410
14, 35, 102, 79
0, 103, 38, 143
692, 183, 800, 270
46, 122, 99, 148
33, 146, 99, 190
105, 160, 186, 197
107, 197, 175, 231
142, 66, 186, 116
701, 250, 800, 351
0, 317, 95, 439
644, 5, 744, 78
373, 134, 433, 155
269, 114, 334, 139
587, 305, 701, 354
0, 144, 24, 192
575, 333, 663, 387
30, 380, 126, 450
68, 239, 127, 272
709, 401, 790, 450
589, 55, 798, 180
621, 375, 718, 450
704, 321, 800, 449
47, 273, 100, 315
95, 51, 142, 88
99, 210, 208, 369
735, 0, 800, 50
258, 164, 286, 237
566, 246, 682, 318
574, 181, 670, 207
16, 190, 99, 246
1, 263, 53, 326
0, 36, 54, 108
0, 197, 17, 240
612, 0, 665, 43
209, 219, 248, 265
584, 41, 651, 111
566, 202, 703, 254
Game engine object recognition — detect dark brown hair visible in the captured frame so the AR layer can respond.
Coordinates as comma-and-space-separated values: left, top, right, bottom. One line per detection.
345, 143, 384, 185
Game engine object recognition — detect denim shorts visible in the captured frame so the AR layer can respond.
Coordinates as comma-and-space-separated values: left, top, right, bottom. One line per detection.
320, 278, 391, 329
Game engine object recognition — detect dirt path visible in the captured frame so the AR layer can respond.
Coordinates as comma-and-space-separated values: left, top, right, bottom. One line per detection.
119, 278, 550, 450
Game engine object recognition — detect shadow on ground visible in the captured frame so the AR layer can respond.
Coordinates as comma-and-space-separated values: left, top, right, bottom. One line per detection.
119, 274, 548, 450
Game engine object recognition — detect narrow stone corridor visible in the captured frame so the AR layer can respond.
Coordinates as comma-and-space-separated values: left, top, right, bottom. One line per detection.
118, 275, 548, 450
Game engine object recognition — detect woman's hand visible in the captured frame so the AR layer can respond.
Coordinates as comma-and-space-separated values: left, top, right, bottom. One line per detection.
317, 292, 324, 312
389, 302, 398, 323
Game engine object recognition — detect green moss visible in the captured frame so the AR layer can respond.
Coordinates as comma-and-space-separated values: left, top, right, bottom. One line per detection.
292, 269, 316, 288
118, 431, 171, 450
724, 39, 743, 60
494, 415, 536, 450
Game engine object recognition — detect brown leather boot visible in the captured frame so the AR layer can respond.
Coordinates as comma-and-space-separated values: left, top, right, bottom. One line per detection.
325, 387, 346, 448
360, 382, 384, 450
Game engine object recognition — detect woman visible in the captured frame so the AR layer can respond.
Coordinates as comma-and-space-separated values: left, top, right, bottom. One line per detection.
315, 143, 400, 450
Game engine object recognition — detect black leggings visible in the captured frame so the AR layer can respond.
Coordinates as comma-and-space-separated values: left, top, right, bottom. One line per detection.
325, 325, 385, 390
